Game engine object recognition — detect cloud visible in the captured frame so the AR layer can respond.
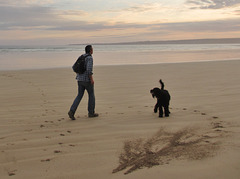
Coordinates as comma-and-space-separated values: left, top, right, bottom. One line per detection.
235, 9, 240, 15
152, 19, 240, 33
1, 1, 239, 45
0, 0, 54, 6
1, 4, 239, 35
0, 4, 150, 31
186, 0, 240, 9
0, 5, 54, 20
47, 21, 151, 32
0, 5, 88, 31
122, 3, 162, 13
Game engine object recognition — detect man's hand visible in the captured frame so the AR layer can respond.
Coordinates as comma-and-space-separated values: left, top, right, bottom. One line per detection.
89, 75, 94, 85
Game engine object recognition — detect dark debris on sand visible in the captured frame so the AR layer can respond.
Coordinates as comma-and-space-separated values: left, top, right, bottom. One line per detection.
113, 127, 222, 175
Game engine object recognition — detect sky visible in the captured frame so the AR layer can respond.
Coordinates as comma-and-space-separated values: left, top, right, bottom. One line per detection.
1, 0, 240, 45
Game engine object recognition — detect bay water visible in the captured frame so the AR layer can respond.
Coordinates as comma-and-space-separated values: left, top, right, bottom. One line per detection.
0, 43, 240, 71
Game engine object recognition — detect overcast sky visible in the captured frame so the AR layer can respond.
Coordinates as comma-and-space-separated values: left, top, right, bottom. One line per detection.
1, 0, 240, 45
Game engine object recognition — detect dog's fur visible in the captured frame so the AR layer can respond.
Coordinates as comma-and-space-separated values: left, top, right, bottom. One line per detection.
150, 79, 171, 117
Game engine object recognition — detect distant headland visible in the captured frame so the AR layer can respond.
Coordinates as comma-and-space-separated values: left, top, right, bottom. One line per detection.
70, 38, 240, 45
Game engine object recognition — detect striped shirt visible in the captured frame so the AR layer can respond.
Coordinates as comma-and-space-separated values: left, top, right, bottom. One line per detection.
76, 54, 93, 82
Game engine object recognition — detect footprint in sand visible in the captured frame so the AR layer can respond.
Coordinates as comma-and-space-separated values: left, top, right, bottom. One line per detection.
8, 170, 17, 176
41, 159, 51, 162
212, 122, 224, 129
54, 150, 61, 153
7, 143, 15, 146
192, 109, 208, 116
3, 75, 51, 118
193, 109, 220, 120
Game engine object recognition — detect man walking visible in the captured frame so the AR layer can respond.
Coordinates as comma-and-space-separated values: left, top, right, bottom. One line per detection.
68, 45, 98, 120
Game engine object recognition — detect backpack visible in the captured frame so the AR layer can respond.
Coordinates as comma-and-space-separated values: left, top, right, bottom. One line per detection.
72, 54, 90, 74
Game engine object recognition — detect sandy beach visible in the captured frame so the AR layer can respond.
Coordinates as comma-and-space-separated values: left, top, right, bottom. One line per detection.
0, 60, 240, 179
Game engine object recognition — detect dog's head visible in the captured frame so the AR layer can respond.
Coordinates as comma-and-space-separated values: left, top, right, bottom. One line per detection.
150, 88, 161, 98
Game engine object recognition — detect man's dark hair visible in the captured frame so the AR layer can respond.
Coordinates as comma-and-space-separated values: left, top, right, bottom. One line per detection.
85, 45, 92, 54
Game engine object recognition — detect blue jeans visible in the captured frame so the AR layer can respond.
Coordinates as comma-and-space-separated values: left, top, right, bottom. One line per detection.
70, 81, 95, 114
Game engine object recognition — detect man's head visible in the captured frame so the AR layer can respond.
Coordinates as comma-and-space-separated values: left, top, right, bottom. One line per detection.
85, 45, 93, 54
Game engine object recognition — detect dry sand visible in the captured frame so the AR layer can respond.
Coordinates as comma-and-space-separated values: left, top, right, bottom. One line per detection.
0, 60, 240, 178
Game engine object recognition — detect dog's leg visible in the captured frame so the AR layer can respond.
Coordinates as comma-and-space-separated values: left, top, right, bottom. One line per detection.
154, 100, 159, 113
164, 105, 169, 117
154, 104, 158, 113
159, 106, 163, 118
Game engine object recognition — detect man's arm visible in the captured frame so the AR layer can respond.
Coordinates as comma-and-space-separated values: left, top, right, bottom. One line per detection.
86, 56, 94, 84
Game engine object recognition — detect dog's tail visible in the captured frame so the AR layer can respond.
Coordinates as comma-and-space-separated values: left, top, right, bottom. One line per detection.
159, 79, 164, 90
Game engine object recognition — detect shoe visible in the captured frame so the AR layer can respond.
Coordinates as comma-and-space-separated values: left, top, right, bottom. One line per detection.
88, 113, 99, 118
68, 110, 76, 120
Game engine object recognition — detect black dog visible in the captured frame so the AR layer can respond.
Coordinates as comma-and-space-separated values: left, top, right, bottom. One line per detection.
150, 79, 171, 118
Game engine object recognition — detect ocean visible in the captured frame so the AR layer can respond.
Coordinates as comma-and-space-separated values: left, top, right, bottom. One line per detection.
0, 43, 240, 71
